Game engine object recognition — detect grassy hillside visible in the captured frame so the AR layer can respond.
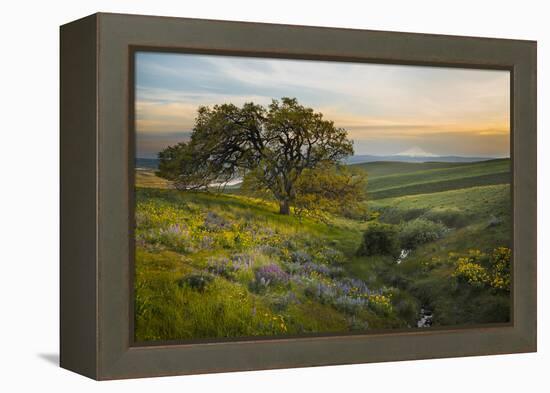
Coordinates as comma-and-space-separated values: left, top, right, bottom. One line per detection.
134, 158, 512, 341
135, 169, 172, 189
362, 183, 512, 325
352, 160, 469, 178
134, 188, 403, 342
356, 159, 510, 199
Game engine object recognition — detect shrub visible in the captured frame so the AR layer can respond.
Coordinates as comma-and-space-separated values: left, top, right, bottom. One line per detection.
281, 239, 298, 251
282, 261, 302, 275
303, 280, 338, 304
376, 207, 426, 224
335, 277, 371, 297
454, 257, 489, 287
178, 272, 214, 292
255, 244, 279, 256
487, 215, 502, 228
367, 294, 393, 316
198, 235, 214, 250
391, 291, 420, 324
302, 262, 332, 276
451, 247, 511, 291
423, 210, 468, 228
357, 222, 399, 256
203, 211, 230, 231
153, 224, 191, 252
230, 253, 254, 269
489, 247, 512, 290
333, 296, 368, 314
290, 250, 312, 264
398, 218, 448, 249
314, 247, 346, 265
348, 316, 370, 331
206, 257, 238, 279
267, 291, 298, 312
254, 264, 289, 288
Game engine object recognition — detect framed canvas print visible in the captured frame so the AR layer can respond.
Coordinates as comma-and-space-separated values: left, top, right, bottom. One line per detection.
60, 13, 537, 380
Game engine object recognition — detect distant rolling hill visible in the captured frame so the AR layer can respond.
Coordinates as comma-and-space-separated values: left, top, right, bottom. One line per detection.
356, 158, 511, 200
351, 161, 468, 178
344, 154, 497, 165
136, 158, 159, 170
138, 154, 499, 170
136, 156, 511, 200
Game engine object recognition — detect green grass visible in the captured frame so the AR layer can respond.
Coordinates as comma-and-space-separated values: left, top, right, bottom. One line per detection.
360, 159, 510, 199
352, 160, 471, 178
357, 184, 512, 326
370, 183, 511, 226
134, 159, 512, 340
134, 188, 391, 341
368, 172, 510, 199
135, 169, 172, 189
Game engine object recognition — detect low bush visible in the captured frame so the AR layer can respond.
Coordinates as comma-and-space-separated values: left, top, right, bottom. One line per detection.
490, 247, 511, 290
376, 207, 426, 224
178, 272, 214, 292
202, 211, 231, 231
391, 289, 420, 324
146, 224, 192, 253
290, 250, 313, 264
253, 263, 289, 289
303, 280, 338, 304
398, 218, 448, 249
314, 247, 346, 265
357, 222, 400, 256
333, 296, 368, 314
367, 294, 393, 316
206, 257, 239, 279
301, 262, 332, 276
267, 291, 298, 312
422, 210, 469, 228
486, 215, 502, 228
452, 248, 511, 291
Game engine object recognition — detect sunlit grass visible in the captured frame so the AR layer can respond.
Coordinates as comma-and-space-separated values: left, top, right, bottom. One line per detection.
134, 162, 512, 341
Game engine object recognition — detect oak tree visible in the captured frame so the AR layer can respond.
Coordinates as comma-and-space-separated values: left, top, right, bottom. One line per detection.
157, 97, 355, 215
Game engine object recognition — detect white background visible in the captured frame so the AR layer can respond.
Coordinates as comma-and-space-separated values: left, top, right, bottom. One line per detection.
0, 0, 547, 391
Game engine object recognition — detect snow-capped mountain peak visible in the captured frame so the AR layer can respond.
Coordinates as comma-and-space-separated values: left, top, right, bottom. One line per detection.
395, 146, 439, 157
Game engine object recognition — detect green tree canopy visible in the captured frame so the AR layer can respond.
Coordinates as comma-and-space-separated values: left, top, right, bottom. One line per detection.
294, 163, 368, 220
157, 97, 357, 215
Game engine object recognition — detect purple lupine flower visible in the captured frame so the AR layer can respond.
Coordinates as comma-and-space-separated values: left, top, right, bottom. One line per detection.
162, 223, 187, 237
291, 250, 312, 264
302, 262, 332, 276
231, 253, 254, 269
203, 211, 230, 231
255, 244, 279, 256
206, 257, 237, 278
303, 280, 337, 303
333, 277, 372, 298
255, 264, 289, 287
333, 296, 368, 314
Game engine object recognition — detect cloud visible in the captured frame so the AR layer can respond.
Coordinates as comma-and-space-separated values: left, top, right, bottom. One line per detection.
134, 51, 510, 158
136, 101, 197, 133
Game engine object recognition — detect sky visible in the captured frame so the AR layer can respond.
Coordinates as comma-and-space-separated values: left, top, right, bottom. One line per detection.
135, 51, 510, 159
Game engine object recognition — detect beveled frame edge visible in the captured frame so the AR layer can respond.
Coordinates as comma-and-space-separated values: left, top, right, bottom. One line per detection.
60, 12, 536, 380
60, 14, 99, 379
125, 46, 518, 349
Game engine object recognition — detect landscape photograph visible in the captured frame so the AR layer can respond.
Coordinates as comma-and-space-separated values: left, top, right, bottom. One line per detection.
133, 52, 512, 342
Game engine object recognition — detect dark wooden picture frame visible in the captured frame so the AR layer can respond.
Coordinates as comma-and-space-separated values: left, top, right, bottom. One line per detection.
60, 12, 537, 380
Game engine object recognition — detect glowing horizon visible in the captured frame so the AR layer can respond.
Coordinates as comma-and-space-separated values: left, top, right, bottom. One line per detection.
135, 52, 510, 159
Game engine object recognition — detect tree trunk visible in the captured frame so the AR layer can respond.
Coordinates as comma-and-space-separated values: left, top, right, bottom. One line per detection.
279, 200, 290, 215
